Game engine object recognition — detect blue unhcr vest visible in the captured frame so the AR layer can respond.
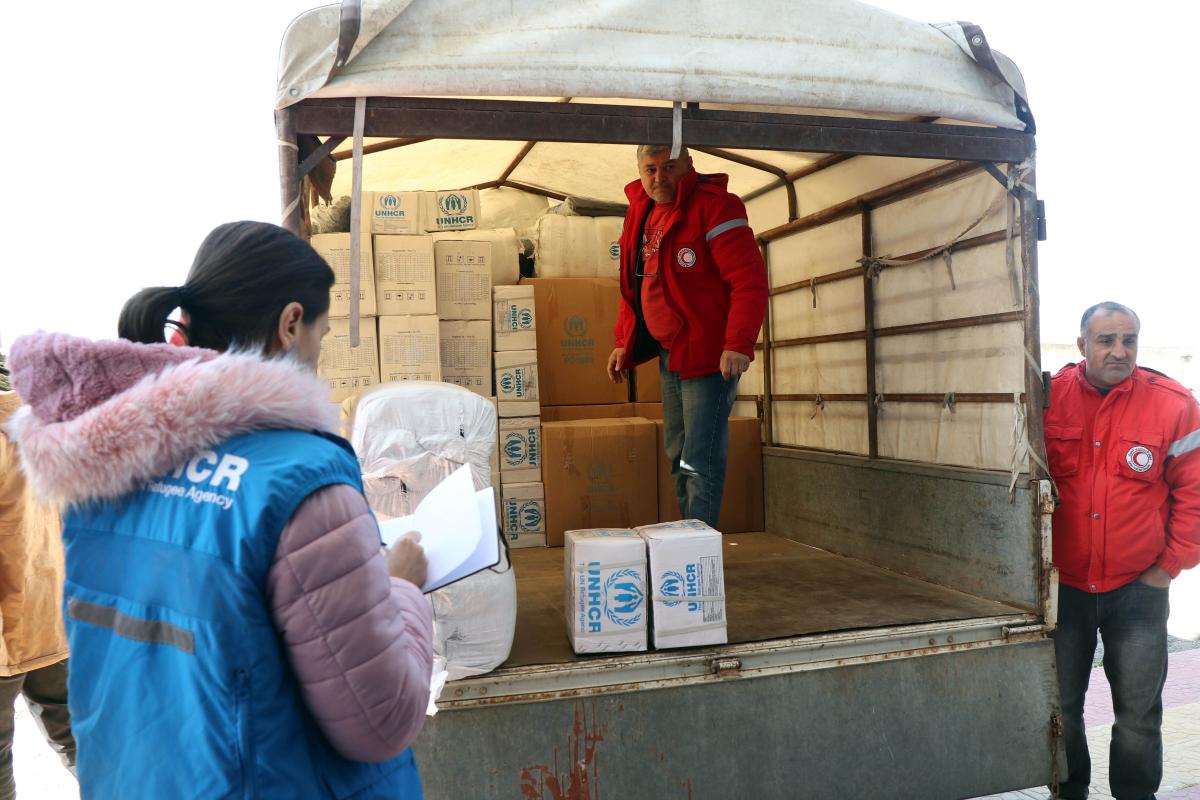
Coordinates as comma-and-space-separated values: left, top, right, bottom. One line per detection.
62, 429, 423, 799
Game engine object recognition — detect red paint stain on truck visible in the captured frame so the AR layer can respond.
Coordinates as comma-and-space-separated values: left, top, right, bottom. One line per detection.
519, 702, 606, 800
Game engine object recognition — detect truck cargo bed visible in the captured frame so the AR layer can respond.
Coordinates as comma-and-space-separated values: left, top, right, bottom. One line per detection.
503, 531, 1020, 667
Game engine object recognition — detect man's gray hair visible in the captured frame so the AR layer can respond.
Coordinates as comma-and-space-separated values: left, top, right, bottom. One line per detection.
1080, 301, 1140, 336
637, 144, 690, 161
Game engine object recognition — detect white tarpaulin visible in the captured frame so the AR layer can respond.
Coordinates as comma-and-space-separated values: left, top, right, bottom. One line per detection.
277, 0, 1030, 130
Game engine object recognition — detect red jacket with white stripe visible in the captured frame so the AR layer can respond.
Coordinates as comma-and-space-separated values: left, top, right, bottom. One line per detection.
613, 170, 768, 378
1044, 361, 1200, 592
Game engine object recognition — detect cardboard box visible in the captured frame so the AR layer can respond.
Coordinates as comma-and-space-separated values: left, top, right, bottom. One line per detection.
433, 229, 521, 287
374, 235, 436, 316
423, 189, 481, 232
494, 350, 540, 417
311, 233, 377, 318
317, 317, 380, 403
564, 529, 648, 654
502, 482, 546, 548
523, 278, 626, 406
634, 358, 662, 403
435, 240, 492, 320
542, 418, 658, 547
378, 315, 441, 383
655, 417, 764, 533
493, 285, 537, 351
369, 191, 424, 235
540, 403, 634, 422
632, 403, 663, 420
499, 416, 542, 483
439, 320, 492, 396
636, 520, 728, 649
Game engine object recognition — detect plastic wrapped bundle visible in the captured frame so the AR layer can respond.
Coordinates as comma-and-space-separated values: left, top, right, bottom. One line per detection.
351, 382, 516, 682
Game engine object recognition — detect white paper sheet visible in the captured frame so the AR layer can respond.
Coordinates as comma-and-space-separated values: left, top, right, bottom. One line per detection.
378, 464, 499, 592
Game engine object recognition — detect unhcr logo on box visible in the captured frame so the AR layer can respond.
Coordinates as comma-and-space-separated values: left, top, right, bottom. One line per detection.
604, 569, 645, 627
499, 369, 524, 396
436, 192, 475, 227
660, 565, 702, 612
505, 499, 542, 533
562, 316, 594, 365
506, 305, 534, 331
376, 194, 407, 218
609, 242, 620, 260
581, 563, 645, 632
503, 428, 539, 467
503, 432, 527, 466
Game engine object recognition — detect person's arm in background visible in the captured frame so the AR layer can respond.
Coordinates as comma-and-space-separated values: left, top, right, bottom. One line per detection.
1152, 396, 1200, 585
267, 484, 433, 762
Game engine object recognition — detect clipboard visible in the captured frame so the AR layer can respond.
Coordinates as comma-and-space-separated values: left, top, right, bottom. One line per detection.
377, 465, 502, 593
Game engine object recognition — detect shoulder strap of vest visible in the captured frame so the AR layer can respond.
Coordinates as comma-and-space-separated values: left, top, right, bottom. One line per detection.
310, 429, 357, 458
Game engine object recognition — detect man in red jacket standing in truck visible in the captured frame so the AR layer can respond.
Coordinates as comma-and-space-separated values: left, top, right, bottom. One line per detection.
1044, 301, 1200, 800
607, 144, 768, 528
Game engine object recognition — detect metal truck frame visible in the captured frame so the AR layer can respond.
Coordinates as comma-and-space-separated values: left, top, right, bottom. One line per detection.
276, 97, 1062, 799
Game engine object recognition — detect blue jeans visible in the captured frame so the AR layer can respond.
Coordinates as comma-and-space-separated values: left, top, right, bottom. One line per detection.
659, 349, 739, 528
1051, 580, 1169, 800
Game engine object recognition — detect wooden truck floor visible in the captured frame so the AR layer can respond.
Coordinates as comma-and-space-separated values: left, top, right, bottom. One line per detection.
503, 531, 1022, 667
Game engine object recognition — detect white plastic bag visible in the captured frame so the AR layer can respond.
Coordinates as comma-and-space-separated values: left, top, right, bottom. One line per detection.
351, 382, 516, 682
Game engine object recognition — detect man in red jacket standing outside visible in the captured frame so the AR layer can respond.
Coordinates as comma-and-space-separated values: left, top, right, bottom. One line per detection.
607, 144, 768, 528
1044, 301, 1200, 800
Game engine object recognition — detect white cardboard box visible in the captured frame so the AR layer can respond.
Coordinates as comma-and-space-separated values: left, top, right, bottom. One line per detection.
502, 482, 546, 548
564, 529, 648, 654
317, 316, 380, 403
494, 350, 539, 417
435, 240, 492, 320
423, 189, 481, 232
439, 319, 492, 397
498, 416, 541, 484
377, 315, 441, 383
374, 235, 437, 316
369, 191, 424, 235
636, 520, 728, 649
311, 233, 377, 318
493, 285, 537, 351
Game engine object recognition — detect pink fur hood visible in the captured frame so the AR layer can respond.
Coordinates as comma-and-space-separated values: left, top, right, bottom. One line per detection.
7, 332, 339, 505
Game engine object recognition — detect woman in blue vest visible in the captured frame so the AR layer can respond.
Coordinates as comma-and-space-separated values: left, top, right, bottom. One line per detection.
7, 221, 433, 799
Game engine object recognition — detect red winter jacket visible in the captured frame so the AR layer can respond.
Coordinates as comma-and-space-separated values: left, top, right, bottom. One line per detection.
613, 170, 768, 378
1044, 361, 1200, 592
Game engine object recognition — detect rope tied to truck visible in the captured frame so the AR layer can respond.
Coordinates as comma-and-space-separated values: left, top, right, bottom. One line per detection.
856, 158, 1035, 304
1009, 391, 1056, 502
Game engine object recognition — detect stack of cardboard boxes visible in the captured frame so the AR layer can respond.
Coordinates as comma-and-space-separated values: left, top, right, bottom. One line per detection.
315, 190, 764, 551
493, 285, 546, 548
524, 278, 656, 544
315, 188, 489, 398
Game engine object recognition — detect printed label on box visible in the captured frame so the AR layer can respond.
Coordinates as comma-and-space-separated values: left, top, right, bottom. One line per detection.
423, 190, 480, 232
369, 192, 423, 235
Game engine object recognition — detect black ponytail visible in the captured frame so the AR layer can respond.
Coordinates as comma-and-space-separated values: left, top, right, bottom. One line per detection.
118, 286, 190, 345
118, 222, 335, 352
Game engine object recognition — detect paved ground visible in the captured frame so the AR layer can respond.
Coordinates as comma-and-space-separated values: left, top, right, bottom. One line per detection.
11, 570, 1200, 799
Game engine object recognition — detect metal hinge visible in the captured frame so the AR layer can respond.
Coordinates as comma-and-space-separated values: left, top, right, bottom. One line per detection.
711, 658, 742, 677
1003, 624, 1048, 640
